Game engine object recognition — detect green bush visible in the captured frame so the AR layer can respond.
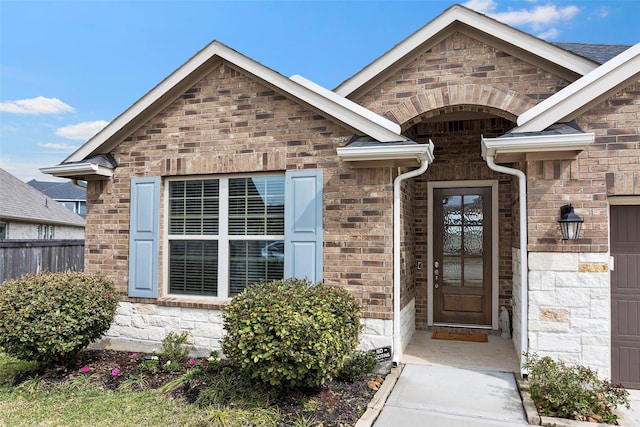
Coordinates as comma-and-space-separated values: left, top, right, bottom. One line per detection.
222, 278, 362, 389
0, 272, 119, 365
523, 352, 630, 424
336, 350, 379, 382
159, 330, 193, 363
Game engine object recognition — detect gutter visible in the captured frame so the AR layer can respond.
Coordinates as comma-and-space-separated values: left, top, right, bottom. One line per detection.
40, 162, 113, 179
391, 141, 435, 364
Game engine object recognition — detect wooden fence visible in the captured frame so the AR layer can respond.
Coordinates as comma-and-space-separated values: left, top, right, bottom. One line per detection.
0, 240, 84, 283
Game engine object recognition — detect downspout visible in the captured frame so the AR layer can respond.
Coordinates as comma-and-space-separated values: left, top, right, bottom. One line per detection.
71, 179, 86, 191
484, 155, 528, 376
392, 141, 434, 365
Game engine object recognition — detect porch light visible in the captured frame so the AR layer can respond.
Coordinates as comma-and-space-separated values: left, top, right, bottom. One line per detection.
558, 204, 583, 240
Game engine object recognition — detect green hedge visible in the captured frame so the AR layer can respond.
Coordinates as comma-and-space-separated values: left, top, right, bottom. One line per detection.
0, 272, 119, 365
222, 278, 361, 389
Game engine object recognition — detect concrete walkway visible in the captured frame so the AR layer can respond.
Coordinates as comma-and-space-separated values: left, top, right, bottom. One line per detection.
373, 364, 528, 426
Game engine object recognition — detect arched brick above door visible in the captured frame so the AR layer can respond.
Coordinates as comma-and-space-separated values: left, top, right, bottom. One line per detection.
381, 84, 537, 130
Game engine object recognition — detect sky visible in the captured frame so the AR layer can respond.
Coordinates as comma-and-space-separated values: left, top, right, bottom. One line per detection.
1, 0, 639, 183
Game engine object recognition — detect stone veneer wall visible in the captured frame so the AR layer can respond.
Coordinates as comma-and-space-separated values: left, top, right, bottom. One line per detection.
511, 248, 523, 362
99, 301, 394, 357
528, 252, 611, 377
400, 298, 416, 352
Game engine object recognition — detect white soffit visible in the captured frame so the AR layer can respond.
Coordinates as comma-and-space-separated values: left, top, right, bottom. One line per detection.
335, 4, 596, 98
64, 41, 408, 163
290, 74, 401, 134
481, 132, 595, 160
516, 42, 640, 133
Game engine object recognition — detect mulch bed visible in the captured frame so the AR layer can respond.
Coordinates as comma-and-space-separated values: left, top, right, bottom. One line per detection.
14, 350, 381, 426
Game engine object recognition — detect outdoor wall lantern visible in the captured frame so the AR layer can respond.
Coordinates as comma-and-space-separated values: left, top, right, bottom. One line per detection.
558, 204, 584, 240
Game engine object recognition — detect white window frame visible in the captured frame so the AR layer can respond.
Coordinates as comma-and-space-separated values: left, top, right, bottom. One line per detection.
164, 172, 285, 300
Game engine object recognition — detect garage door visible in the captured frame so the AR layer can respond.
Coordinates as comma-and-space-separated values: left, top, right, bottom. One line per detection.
611, 205, 640, 389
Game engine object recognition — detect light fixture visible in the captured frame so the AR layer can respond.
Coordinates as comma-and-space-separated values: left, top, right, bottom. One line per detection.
558, 204, 583, 240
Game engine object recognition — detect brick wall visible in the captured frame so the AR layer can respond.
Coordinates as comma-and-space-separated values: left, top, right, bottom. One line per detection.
85, 62, 396, 319
526, 81, 640, 253
354, 32, 569, 123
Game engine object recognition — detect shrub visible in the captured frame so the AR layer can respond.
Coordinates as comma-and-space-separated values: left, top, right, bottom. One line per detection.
159, 330, 193, 363
523, 352, 630, 424
222, 278, 362, 389
336, 350, 379, 382
0, 272, 119, 365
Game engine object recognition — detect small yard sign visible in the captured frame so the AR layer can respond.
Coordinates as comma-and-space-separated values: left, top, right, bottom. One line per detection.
370, 346, 392, 362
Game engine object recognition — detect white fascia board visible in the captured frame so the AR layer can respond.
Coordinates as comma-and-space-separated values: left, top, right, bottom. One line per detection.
337, 141, 435, 163
481, 132, 595, 159
66, 42, 407, 163
335, 5, 596, 97
517, 43, 640, 132
40, 162, 114, 178
290, 74, 401, 134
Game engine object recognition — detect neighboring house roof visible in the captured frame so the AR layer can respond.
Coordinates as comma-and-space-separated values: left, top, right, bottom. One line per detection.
515, 42, 640, 132
53, 41, 407, 173
334, 4, 599, 98
0, 168, 85, 227
27, 179, 86, 201
553, 42, 633, 65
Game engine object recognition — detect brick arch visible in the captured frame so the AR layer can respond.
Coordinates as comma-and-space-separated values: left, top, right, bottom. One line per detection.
382, 84, 538, 130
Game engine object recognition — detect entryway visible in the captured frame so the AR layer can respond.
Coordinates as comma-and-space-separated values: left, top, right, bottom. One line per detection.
428, 182, 499, 329
402, 330, 520, 373
611, 204, 640, 389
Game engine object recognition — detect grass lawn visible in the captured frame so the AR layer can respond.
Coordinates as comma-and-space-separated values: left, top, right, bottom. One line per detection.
0, 352, 290, 427
0, 352, 376, 427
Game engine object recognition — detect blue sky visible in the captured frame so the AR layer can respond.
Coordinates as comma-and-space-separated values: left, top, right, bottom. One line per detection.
1, 0, 638, 182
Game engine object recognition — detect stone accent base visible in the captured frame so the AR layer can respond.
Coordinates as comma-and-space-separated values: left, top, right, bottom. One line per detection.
97, 301, 395, 357
528, 252, 611, 377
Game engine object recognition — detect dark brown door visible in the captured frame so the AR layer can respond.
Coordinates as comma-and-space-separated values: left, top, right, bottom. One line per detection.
611, 205, 640, 389
433, 187, 492, 325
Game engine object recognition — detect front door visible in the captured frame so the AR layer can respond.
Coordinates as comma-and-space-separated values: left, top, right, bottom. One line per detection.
433, 187, 492, 326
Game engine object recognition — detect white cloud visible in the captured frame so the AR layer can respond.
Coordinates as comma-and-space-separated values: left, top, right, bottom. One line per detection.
38, 142, 79, 151
537, 28, 560, 40
462, 0, 498, 14
463, 1, 580, 40
493, 5, 579, 31
0, 156, 66, 183
0, 96, 74, 115
55, 120, 109, 141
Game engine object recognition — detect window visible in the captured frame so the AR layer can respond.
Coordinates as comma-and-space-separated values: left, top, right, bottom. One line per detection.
0, 223, 6, 240
37, 224, 54, 239
167, 175, 285, 298
127, 170, 321, 300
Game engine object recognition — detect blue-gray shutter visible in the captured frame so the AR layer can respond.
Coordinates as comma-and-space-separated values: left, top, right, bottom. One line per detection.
284, 170, 323, 282
128, 177, 160, 298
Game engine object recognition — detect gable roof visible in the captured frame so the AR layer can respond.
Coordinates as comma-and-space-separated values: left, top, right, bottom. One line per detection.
553, 43, 633, 65
27, 180, 86, 201
59, 41, 406, 169
515, 42, 640, 132
0, 169, 85, 227
334, 4, 599, 98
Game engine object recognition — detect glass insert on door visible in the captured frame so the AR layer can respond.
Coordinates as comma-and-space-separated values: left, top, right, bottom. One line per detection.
442, 194, 484, 287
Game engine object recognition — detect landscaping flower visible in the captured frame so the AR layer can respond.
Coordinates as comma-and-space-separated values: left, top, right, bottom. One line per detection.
81, 366, 89, 373
111, 368, 120, 376
129, 352, 138, 359
188, 358, 196, 366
